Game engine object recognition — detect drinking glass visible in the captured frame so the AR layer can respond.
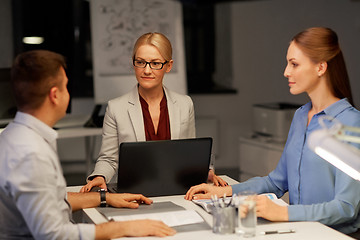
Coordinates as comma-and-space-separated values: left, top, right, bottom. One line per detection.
236, 191, 257, 237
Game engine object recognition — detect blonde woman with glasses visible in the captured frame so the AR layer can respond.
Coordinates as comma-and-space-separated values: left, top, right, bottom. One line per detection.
81, 32, 226, 193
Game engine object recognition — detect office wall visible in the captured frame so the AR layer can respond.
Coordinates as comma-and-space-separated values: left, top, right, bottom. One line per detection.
54, 0, 360, 176
192, 0, 360, 170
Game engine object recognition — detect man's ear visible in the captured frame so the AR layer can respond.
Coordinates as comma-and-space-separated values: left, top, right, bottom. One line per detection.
318, 61, 327, 77
48, 86, 59, 105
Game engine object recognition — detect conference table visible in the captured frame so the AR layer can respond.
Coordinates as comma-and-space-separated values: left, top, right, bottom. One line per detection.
67, 176, 354, 239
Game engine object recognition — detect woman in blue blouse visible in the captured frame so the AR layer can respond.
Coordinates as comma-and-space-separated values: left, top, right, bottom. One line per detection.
185, 27, 360, 235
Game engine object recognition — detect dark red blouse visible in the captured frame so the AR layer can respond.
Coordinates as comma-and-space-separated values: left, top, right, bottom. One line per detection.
139, 94, 171, 141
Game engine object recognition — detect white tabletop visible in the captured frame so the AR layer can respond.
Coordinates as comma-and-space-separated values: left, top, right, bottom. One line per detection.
67, 176, 353, 239
119, 221, 352, 240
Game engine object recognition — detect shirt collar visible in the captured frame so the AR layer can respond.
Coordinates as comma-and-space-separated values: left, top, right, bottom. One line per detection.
299, 98, 351, 118
13, 111, 58, 148
322, 98, 352, 117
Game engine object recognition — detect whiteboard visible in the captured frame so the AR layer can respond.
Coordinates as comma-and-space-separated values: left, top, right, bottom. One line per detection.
90, 0, 187, 104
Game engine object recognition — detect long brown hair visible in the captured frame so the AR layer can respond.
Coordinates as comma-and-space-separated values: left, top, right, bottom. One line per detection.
292, 27, 354, 106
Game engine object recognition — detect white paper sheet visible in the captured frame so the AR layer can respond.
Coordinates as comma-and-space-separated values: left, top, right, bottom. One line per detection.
110, 209, 204, 227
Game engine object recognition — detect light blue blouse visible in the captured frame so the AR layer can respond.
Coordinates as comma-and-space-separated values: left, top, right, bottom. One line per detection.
232, 99, 360, 234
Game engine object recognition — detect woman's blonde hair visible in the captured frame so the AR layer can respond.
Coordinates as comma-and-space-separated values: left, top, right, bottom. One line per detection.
132, 32, 172, 61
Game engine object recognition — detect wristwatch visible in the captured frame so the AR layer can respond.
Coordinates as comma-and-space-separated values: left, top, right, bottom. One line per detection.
99, 189, 107, 207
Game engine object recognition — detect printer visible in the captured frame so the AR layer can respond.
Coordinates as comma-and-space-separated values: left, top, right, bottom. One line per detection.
252, 102, 301, 142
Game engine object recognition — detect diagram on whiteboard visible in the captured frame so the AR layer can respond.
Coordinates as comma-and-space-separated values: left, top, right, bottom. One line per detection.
91, 0, 176, 76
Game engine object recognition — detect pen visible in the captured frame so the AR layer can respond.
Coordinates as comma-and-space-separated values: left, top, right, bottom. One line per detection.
260, 229, 296, 235
227, 194, 235, 207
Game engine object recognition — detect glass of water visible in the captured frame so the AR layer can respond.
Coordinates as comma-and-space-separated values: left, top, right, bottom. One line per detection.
235, 191, 257, 237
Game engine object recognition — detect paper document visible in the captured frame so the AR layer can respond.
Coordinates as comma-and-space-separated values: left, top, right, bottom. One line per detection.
110, 209, 205, 227
262, 193, 288, 206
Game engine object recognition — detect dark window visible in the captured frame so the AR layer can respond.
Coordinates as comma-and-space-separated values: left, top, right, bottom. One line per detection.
12, 0, 93, 99
182, 0, 236, 94
182, 1, 215, 93
12, 0, 235, 98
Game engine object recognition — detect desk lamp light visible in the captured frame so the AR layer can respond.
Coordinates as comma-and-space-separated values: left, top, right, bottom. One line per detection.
308, 116, 360, 180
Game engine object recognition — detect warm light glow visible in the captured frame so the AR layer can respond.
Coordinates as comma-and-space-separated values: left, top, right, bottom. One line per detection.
314, 147, 360, 181
22, 37, 44, 44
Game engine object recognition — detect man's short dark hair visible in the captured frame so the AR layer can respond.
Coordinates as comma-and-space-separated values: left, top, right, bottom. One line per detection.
11, 50, 66, 111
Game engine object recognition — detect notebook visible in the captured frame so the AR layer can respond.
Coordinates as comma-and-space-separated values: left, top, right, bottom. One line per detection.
108, 137, 212, 197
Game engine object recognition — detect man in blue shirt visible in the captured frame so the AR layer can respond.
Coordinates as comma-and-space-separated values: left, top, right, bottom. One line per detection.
0, 50, 175, 239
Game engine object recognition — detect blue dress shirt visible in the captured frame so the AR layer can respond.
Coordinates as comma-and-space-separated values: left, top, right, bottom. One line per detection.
0, 112, 95, 239
232, 99, 360, 234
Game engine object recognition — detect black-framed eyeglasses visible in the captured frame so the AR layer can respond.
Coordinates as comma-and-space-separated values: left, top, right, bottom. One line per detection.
133, 59, 168, 70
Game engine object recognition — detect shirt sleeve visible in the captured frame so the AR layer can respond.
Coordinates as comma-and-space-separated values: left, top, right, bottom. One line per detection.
188, 96, 196, 138
231, 175, 287, 197
288, 168, 360, 231
88, 103, 118, 183
9, 152, 96, 240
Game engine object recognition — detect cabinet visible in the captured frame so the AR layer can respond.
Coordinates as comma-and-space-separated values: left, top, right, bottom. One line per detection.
238, 136, 289, 203
238, 136, 284, 181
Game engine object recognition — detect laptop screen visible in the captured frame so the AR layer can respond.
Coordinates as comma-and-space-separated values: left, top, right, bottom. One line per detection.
113, 137, 212, 197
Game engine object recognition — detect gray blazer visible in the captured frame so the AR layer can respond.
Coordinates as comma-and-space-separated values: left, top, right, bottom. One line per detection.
88, 86, 196, 182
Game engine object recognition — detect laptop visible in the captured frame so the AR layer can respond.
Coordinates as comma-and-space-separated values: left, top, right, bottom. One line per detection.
108, 137, 212, 197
